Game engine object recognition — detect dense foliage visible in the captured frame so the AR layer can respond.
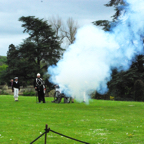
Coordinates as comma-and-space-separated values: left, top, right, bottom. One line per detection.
0, 56, 7, 84
0, 56, 7, 65
93, 0, 124, 31
2, 16, 64, 86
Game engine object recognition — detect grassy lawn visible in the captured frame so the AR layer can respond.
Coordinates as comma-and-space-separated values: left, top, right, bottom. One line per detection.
0, 95, 144, 144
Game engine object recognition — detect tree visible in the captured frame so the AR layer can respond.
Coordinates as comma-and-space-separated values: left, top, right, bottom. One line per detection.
4, 16, 64, 85
48, 16, 65, 43
4, 44, 35, 85
134, 79, 144, 101
108, 54, 144, 100
6, 44, 19, 79
64, 17, 79, 44
0, 56, 7, 66
48, 16, 79, 47
0, 64, 8, 84
93, 0, 125, 31
93, 0, 144, 101
19, 16, 64, 70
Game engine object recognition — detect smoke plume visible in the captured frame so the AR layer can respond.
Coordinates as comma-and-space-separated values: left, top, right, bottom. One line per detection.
48, 0, 144, 103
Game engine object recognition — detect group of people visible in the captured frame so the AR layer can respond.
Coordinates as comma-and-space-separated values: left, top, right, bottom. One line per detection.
11, 73, 76, 103
11, 73, 46, 103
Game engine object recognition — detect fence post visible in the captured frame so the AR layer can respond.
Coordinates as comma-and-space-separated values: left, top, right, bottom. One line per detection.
45, 124, 48, 144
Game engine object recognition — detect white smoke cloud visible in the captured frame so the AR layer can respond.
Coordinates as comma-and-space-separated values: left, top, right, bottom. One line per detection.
48, 0, 144, 103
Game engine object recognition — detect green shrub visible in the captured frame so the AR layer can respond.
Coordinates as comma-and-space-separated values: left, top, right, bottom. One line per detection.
94, 91, 110, 100
0, 89, 9, 95
23, 91, 35, 96
134, 79, 144, 101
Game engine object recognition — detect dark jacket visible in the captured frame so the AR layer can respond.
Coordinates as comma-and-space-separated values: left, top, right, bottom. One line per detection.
12, 81, 20, 90
34, 78, 44, 91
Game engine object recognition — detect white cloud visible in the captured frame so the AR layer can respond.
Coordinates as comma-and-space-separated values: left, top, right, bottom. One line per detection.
0, 0, 114, 56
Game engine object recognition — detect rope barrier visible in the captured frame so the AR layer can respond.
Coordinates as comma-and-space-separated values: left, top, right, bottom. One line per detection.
50, 129, 90, 144
30, 124, 90, 144
30, 132, 45, 144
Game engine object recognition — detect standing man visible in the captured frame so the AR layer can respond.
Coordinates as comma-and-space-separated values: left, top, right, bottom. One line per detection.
12, 77, 20, 101
34, 73, 45, 103
9, 79, 13, 88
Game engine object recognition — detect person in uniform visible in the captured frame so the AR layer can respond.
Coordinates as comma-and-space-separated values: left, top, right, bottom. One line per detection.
12, 77, 20, 101
34, 73, 45, 103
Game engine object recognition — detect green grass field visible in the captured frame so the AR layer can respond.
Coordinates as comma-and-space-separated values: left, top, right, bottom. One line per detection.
0, 95, 144, 144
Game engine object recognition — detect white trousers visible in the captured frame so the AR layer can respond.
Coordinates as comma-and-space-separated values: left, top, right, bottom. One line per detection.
14, 88, 19, 99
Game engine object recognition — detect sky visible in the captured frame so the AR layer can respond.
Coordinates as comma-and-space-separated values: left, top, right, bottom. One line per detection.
0, 0, 114, 56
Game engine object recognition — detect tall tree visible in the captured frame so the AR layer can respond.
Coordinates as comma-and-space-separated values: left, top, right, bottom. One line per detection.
19, 16, 64, 71
5, 43, 36, 84
93, 0, 144, 100
5, 16, 64, 85
0, 56, 7, 66
48, 16, 79, 47
93, 0, 125, 31
6, 44, 18, 78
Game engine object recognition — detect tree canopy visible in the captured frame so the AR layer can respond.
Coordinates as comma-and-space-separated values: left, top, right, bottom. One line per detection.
0, 56, 7, 66
3, 16, 64, 85
93, 0, 125, 31
19, 16, 64, 69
